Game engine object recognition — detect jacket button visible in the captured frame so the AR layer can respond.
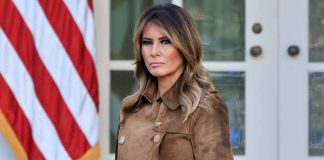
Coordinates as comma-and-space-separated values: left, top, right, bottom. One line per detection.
152, 135, 161, 143
154, 121, 162, 128
181, 106, 186, 112
118, 136, 126, 144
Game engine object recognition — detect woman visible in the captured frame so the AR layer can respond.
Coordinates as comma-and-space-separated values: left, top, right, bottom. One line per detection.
116, 3, 233, 160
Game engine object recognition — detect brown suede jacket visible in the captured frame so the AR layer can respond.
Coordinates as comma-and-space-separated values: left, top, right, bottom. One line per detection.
116, 81, 233, 160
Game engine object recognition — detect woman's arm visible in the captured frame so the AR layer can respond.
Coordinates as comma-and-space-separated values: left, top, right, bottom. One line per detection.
191, 101, 233, 160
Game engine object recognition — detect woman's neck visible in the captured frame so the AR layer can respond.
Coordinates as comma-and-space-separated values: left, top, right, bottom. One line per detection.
157, 75, 180, 96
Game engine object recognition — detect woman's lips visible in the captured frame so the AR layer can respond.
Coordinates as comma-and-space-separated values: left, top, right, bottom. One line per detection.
150, 62, 164, 67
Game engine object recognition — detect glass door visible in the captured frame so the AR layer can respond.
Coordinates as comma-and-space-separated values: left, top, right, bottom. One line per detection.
104, 0, 279, 159
183, 0, 278, 159
279, 0, 324, 159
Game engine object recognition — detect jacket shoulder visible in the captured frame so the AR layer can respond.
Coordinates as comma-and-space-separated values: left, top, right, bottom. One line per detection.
198, 90, 228, 115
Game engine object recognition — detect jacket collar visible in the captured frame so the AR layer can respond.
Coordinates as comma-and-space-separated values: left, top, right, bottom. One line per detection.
141, 79, 181, 110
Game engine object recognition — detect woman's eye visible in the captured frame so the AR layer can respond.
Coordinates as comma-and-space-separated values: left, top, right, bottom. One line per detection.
161, 39, 171, 44
142, 40, 152, 45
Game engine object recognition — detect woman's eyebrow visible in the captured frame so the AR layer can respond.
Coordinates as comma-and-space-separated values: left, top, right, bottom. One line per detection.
159, 36, 169, 40
142, 36, 169, 41
142, 37, 152, 41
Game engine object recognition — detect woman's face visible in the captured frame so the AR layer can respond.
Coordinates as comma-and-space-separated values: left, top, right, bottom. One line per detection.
141, 22, 184, 82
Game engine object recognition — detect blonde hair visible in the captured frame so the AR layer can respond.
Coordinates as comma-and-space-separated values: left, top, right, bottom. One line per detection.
120, 3, 217, 121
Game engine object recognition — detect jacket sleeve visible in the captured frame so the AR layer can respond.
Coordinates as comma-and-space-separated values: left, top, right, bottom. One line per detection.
191, 99, 234, 160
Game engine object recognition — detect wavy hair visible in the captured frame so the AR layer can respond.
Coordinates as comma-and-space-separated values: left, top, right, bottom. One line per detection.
120, 3, 217, 122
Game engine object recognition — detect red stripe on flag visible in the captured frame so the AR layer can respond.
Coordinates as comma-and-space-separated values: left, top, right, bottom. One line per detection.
39, 0, 99, 110
0, 1, 91, 158
0, 75, 45, 160
88, 0, 94, 12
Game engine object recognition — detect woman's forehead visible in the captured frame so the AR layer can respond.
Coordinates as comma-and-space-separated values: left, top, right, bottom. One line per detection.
142, 22, 169, 37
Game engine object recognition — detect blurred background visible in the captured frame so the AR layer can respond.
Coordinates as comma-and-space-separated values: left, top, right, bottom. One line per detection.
1, 0, 324, 160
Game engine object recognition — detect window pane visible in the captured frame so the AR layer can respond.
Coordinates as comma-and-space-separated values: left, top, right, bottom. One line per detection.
184, 0, 245, 61
110, 71, 138, 153
110, 0, 171, 60
309, 0, 324, 62
309, 72, 324, 156
210, 72, 245, 155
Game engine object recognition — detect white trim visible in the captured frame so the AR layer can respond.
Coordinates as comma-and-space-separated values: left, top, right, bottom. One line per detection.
93, 0, 110, 159
244, 0, 279, 159
278, 0, 312, 159
203, 62, 246, 71
307, 63, 324, 72
107, 61, 134, 70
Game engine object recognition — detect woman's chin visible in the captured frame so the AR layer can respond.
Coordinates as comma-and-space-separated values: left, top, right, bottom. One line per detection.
150, 73, 163, 78
148, 69, 164, 77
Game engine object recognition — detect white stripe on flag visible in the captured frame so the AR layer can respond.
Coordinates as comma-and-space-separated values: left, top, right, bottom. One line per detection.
63, 0, 97, 60
12, 0, 99, 146
0, 28, 71, 160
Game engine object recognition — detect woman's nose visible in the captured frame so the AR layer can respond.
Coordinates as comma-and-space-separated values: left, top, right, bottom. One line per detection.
151, 43, 161, 57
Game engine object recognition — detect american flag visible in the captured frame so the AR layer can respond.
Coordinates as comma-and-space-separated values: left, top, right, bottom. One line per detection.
0, 0, 99, 159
